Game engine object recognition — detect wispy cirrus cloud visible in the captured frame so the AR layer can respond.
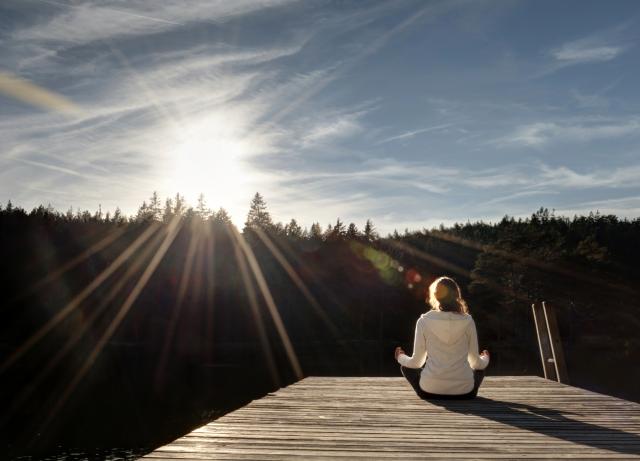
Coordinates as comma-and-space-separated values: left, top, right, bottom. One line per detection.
375, 123, 453, 145
274, 158, 455, 195
551, 40, 625, 64
534, 22, 633, 78
537, 163, 640, 189
13, 157, 97, 179
498, 118, 640, 147
462, 163, 640, 193
299, 111, 366, 147
15, 0, 298, 44
272, 156, 640, 200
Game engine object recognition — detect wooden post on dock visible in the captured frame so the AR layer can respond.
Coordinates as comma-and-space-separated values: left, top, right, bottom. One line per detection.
532, 302, 555, 381
532, 301, 569, 384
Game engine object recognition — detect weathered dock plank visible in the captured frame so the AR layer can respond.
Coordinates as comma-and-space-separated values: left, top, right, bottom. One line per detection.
143, 376, 640, 460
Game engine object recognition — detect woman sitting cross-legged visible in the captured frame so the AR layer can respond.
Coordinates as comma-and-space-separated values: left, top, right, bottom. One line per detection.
395, 276, 490, 400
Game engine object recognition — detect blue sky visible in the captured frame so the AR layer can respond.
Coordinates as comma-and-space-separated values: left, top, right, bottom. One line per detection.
1, 0, 640, 234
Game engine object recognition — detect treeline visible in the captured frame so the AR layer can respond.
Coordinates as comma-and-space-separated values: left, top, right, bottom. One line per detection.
1, 192, 378, 242
6, 193, 638, 261
1, 193, 639, 457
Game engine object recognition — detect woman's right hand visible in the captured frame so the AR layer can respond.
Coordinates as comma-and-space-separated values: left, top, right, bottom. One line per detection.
394, 346, 405, 361
480, 349, 490, 359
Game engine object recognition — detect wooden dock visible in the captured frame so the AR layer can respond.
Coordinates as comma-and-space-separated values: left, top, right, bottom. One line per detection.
143, 376, 640, 460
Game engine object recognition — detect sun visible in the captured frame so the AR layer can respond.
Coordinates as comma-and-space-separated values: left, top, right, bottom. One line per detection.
164, 116, 257, 216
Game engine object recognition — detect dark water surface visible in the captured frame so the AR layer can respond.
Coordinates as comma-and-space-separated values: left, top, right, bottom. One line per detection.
12, 447, 145, 460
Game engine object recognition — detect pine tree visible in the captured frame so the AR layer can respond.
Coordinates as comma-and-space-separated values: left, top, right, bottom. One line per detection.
113, 207, 125, 225
173, 193, 186, 217
94, 204, 103, 222
323, 223, 333, 240
196, 193, 211, 219
309, 222, 322, 240
244, 192, 272, 231
285, 218, 303, 238
346, 222, 360, 240
213, 207, 232, 225
363, 219, 378, 242
149, 191, 162, 221
30, 205, 45, 218
135, 200, 150, 222
163, 198, 174, 223
325, 218, 346, 241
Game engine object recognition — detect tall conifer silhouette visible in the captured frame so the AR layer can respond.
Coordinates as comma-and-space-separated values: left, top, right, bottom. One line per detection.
244, 192, 272, 232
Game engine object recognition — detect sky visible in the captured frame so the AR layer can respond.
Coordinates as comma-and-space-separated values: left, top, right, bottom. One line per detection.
1, 0, 640, 234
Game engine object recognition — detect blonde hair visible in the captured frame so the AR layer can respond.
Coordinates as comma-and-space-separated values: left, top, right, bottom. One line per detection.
428, 276, 468, 314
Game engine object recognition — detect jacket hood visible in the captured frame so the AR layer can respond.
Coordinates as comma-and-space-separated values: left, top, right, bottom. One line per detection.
421, 310, 471, 345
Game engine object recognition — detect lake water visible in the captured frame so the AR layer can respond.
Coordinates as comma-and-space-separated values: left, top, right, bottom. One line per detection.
11, 447, 147, 460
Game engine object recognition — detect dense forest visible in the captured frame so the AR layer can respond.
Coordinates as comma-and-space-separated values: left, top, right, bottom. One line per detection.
1, 192, 639, 458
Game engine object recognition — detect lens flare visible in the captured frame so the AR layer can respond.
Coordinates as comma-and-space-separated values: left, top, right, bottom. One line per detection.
351, 242, 401, 286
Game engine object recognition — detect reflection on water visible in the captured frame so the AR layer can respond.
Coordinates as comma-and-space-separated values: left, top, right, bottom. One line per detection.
12, 447, 146, 461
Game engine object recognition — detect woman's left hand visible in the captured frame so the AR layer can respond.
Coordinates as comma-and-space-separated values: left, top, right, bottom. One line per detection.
394, 346, 405, 360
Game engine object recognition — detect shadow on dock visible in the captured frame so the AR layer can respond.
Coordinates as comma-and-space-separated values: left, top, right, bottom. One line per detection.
433, 397, 640, 456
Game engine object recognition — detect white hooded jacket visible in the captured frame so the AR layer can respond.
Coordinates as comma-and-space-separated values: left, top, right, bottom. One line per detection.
397, 310, 489, 395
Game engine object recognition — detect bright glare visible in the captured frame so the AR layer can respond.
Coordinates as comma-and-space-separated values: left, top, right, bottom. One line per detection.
164, 115, 257, 217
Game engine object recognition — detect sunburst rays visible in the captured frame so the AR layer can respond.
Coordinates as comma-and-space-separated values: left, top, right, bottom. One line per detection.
154, 222, 202, 389
6, 226, 126, 308
230, 227, 303, 380
203, 224, 216, 364
1, 224, 159, 374
2, 224, 167, 427
5, 213, 332, 433
253, 228, 340, 338
227, 226, 280, 386
39, 215, 183, 430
